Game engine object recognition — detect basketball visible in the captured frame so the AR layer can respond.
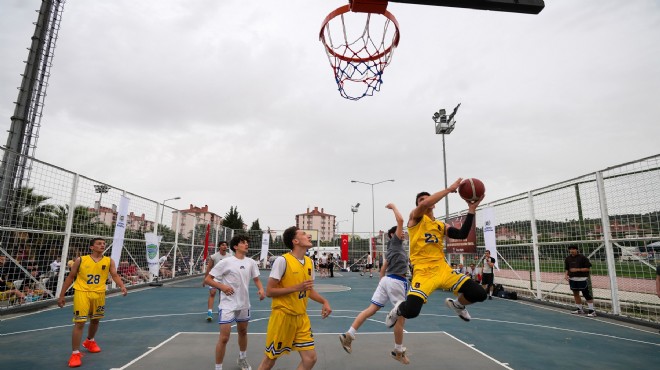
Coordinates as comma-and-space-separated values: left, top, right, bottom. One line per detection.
458, 178, 485, 203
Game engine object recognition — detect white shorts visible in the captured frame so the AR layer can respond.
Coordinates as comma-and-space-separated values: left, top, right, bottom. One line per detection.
218, 308, 250, 324
370, 274, 408, 307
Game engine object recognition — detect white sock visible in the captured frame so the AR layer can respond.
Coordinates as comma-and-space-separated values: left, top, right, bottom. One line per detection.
394, 344, 403, 351
215, 364, 223, 370
348, 327, 357, 337
72, 350, 80, 354
239, 351, 247, 359
208, 309, 212, 313
587, 303, 594, 310
87, 338, 95, 342
576, 305, 582, 310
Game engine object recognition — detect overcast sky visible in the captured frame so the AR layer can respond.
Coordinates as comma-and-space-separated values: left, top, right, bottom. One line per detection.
1, 0, 659, 234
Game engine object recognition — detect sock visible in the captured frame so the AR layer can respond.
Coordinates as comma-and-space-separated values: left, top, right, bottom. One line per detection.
215, 364, 223, 370
72, 350, 80, 354
348, 327, 357, 337
576, 305, 583, 310
394, 344, 403, 352
587, 303, 594, 310
239, 351, 247, 359
87, 338, 95, 342
208, 309, 212, 313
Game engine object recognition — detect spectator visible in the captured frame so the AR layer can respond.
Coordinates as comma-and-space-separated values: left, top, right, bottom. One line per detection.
457, 263, 466, 274
565, 245, 596, 317
0, 255, 25, 303
466, 263, 480, 282
328, 253, 334, 278
50, 257, 62, 275
481, 250, 496, 300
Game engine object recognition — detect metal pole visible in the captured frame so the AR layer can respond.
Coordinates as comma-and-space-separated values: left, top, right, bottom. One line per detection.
442, 133, 449, 219
371, 184, 375, 262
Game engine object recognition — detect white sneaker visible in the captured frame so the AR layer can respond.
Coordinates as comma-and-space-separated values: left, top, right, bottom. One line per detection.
385, 301, 403, 328
237, 357, 251, 370
587, 310, 597, 317
391, 347, 410, 365
339, 332, 354, 353
445, 298, 471, 322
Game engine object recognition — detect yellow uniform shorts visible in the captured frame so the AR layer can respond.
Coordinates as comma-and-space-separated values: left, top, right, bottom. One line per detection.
263, 309, 314, 359
72, 291, 106, 322
408, 263, 470, 303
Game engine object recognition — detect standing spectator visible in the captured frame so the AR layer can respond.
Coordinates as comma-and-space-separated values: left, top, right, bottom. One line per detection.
564, 245, 596, 317
362, 253, 374, 278
204, 235, 265, 370
257, 227, 332, 370
328, 253, 335, 278
50, 257, 62, 275
339, 203, 410, 364
481, 250, 496, 300
319, 252, 328, 278
57, 238, 127, 368
311, 251, 318, 273
205, 241, 230, 321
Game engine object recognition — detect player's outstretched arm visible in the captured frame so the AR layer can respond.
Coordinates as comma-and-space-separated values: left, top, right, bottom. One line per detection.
409, 178, 462, 224
386, 203, 404, 239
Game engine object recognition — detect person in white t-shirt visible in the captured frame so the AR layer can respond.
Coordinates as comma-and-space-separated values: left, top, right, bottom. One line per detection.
319, 252, 328, 278
361, 253, 374, 278
204, 235, 265, 370
204, 241, 230, 321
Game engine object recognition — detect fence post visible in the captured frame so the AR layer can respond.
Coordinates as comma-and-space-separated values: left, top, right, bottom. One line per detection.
596, 171, 620, 315
528, 191, 542, 299
55, 173, 79, 298
172, 211, 181, 277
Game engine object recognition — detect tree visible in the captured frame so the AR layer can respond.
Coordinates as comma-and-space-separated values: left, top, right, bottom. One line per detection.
250, 219, 261, 231
222, 206, 244, 230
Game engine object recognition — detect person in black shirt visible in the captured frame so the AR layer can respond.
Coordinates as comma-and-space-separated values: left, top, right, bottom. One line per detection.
0, 255, 26, 303
564, 245, 596, 317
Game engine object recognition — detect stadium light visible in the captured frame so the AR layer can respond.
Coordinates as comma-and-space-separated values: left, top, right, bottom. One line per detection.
432, 103, 461, 219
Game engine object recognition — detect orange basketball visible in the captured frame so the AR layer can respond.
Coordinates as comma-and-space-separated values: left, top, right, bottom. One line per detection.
458, 178, 485, 203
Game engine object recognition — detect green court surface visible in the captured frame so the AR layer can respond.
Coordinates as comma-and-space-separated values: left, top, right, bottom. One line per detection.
1, 272, 658, 369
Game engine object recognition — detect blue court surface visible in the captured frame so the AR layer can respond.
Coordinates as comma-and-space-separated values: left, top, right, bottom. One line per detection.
1, 272, 658, 369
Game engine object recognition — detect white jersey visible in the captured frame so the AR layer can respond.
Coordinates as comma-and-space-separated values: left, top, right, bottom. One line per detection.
209, 251, 230, 281
209, 256, 260, 311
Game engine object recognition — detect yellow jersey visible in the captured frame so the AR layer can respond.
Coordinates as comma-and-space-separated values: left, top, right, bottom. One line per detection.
271, 253, 313, 315
408, 214, 446, 267
73, 255, 110, 293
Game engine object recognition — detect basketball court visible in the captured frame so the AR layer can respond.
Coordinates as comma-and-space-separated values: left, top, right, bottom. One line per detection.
1, 273, 658, 369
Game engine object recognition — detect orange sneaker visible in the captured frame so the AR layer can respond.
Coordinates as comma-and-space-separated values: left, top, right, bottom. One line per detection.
68, 352, 83, 367
82, 339, 101, 353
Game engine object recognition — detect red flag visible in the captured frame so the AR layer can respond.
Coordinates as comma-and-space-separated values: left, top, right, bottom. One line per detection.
203, 223, 211, 261
340, 234, 349, 261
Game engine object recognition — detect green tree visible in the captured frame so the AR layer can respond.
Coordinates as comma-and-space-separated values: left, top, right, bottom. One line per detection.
250, 219, 261, 231
222, 206, 244, 230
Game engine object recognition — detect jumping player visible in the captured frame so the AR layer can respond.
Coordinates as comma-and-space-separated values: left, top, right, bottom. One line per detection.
58, 238, 127, 368
385, 178, 486, 328
340, 203, 410, 364
257, 226, 332, 370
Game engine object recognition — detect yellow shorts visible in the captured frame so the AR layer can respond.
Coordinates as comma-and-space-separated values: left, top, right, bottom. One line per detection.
263, 309, 314, 359
72, 291, 106, 322
408, 264, 470, 303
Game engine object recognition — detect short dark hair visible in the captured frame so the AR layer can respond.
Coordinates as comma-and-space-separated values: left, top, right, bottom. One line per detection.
568, 244, 579, 250
89, 237, 105, 247
283, 226, 299, 249
388, 226, 397, 237
217, 240, 227, 247
416, 191, 430, 205
229, 235, 249, 252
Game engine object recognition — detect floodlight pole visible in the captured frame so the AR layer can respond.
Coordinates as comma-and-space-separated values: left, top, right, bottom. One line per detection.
158, 196, 181, 236
433, 103, 460, 220
94, 184, 111, 222
351, 203, 360, 259
351, 179, 395, 263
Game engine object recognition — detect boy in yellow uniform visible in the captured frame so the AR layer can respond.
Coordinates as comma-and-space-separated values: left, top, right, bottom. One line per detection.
257, 227, 332, 370
386, 178, 486, 327
58, 238, 127, 368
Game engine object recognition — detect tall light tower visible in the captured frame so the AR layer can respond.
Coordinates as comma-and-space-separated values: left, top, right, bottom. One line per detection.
350, 203, 360, 253
351, 179, 395, 261
94, 184, 111, 222
158, 196, 181, 236
432, 103, 460, 220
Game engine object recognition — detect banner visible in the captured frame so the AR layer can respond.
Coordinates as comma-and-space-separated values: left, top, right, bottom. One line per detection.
203, 224, 211, 261
340, 234, 349, 261
110, 195, 130, 266
446, 213, 477, 254
482, 207, 499, 270
145, 232, 161, 281
260, 232, 270, 262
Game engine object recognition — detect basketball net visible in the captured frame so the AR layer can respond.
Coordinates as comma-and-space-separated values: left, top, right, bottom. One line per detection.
320, 3, 400, 100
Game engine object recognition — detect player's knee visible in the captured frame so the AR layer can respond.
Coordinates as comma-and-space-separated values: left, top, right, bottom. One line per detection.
301, 351, 317, 367
461, 280, 487, 303
399, 296, 423, 319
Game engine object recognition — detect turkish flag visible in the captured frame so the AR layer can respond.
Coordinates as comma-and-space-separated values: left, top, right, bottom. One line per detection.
340, 234, 349, 261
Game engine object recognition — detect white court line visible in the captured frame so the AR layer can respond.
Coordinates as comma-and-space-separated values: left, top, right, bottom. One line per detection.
442, 331, 514, 369
112, 332, 182, 370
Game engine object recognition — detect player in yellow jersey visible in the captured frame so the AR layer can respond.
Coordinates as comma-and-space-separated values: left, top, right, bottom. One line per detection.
257, 226, 332, 370
58, 238, 127, 368
385, 178, 486, 328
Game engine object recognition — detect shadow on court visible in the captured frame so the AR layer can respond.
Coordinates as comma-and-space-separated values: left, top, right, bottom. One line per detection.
1, 273, 658, 370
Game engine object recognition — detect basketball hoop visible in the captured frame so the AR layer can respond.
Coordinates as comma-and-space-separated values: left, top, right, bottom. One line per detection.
319, 1, 400, 100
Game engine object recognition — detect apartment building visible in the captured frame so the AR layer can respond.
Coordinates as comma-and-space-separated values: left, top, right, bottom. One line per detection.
295, 207, 336, 242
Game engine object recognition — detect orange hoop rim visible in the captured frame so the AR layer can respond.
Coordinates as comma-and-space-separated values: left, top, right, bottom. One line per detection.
319, 4, 400, 63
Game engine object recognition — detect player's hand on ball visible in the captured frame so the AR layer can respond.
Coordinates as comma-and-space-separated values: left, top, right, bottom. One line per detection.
448, 178, 463, 192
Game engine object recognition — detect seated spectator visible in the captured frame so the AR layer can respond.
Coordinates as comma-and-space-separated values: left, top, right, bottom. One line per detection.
159, 255, 172, 278
0, 255, 26, 303
457, 263, 466, 274
466, 263, 481, 282
50, 257, 61, 275
117, 261, 139, 284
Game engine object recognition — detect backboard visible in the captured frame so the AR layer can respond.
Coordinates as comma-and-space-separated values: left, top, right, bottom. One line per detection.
388, 0, 545, 14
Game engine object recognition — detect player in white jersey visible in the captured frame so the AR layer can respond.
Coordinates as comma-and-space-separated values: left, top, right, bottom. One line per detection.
205, 235, 265, 370
205, 241, 230, 321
